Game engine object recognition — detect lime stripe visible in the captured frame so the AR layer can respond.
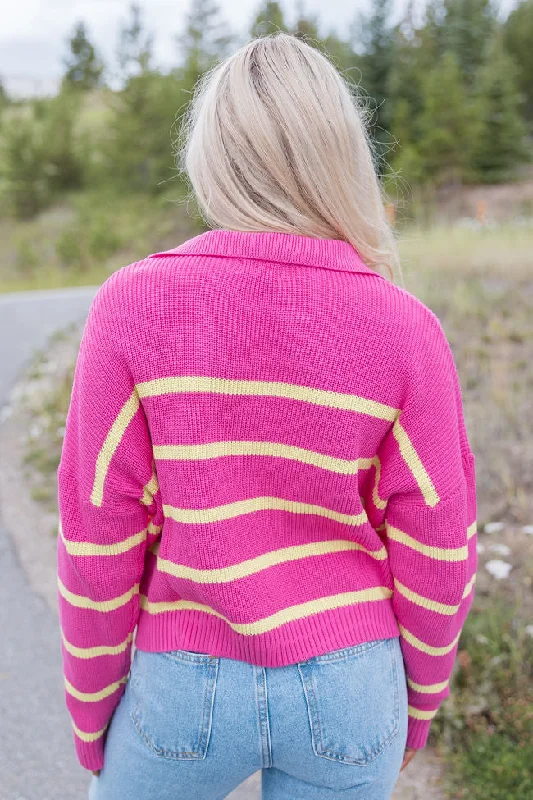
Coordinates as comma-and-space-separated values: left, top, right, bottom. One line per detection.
59, 524, 148, 557
394, 578, 460, 615
399, 624, 461, 656
90, 390, 140, 508
61, 631, 133, 659
65, 675, 128, 703
467, 521, 477, 539
154, 441, 372, 476
72, 721, 108, 743
156, 538, 387, 584
407, 677, 450, 694
408, 705, 439, 721
392, 419, 439, 507
136, 376, 399, 420
141, 467, 159, 506
140, 586, 393, 636
163, 496, 368, 527
57, 577, 139, 611
386, 523, 468, 561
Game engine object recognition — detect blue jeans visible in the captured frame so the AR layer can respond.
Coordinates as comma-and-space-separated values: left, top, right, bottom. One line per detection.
89, 636, 408, 799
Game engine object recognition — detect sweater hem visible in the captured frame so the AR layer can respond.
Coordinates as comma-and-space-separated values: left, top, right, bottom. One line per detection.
134, 598, 400, 667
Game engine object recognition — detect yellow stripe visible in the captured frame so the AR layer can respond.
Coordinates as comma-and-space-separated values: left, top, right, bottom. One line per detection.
156, 539, 388, 584
163, 497, 367, 527
399, 624, 461, 656
136, 376, 399, 420
141, 465, 159, 506
370, 456, 387, 510
463, 573, 476, 598
408, 705, 439, 721
408, 677, 450, 694
61, 631, 133, 659
72, 721, 108, 743
385, 523, 468, 561
467, 521, 477, 539
392, 419, 439, 507
59, 525, 148, 557
65, 676, 128, 703
394, 578, 460, 615
154, 441, 371, 476
91, 390, 140, 507
140, 586, 392, 636
57, 577, 139, 612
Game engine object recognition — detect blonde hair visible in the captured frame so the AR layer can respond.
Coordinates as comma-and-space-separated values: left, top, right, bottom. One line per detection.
179, 33, 399, 279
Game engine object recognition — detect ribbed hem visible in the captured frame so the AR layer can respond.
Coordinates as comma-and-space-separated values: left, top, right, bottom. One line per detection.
406, 718, 432, 749
75, 737, 105, 772
135, 598, 400, 667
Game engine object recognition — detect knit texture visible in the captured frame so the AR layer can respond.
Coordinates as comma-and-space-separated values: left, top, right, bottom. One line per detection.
57, 229, 477, 770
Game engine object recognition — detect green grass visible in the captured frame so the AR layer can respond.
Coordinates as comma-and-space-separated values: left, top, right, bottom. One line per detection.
0, 187, 202, 293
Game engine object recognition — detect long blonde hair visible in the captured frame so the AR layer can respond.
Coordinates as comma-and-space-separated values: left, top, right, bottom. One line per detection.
178, 33, 399, 279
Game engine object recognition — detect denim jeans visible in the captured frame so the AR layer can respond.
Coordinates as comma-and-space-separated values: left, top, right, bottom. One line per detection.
89, 635, 408, 800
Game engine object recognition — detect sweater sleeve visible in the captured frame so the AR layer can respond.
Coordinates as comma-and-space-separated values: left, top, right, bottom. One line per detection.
56, 272, 161, 771
375, 308, 478, 750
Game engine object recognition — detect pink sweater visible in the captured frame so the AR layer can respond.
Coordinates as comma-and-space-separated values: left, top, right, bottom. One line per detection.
57, 229, 477, 771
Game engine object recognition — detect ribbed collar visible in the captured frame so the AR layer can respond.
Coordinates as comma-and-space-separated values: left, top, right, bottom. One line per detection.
151, 229, 382, 277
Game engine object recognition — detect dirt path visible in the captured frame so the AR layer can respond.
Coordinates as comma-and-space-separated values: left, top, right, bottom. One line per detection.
0, 329, 446, 800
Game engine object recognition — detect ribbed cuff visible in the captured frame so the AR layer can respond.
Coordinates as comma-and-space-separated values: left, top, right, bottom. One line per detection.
406, 717, 432, 749
75, 735, 105, 771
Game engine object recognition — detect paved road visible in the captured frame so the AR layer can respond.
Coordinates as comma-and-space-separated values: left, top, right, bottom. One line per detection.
0, 287, 98, 800
0, 286, 259, 800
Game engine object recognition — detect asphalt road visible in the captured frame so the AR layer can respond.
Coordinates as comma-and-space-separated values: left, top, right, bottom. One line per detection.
0, 287, 98, 800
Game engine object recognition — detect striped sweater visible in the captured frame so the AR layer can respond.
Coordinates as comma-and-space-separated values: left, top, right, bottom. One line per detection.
57, 229, 477, 771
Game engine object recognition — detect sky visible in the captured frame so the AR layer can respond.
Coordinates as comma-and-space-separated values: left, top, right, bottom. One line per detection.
1, 0, 517, 97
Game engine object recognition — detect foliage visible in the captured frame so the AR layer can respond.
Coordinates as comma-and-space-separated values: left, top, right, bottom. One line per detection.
63, 21, 104, 91
470, 35, 529, 183
504, 0, 533, 123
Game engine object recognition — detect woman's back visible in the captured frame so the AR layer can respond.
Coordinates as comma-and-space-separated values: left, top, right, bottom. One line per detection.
56, 31, 477, 798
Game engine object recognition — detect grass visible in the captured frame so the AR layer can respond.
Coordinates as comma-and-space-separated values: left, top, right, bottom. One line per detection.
0, 187, 201, 293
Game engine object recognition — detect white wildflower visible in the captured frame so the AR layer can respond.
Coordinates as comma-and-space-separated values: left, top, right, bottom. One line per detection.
0, 405, 12, 424
476, 634, 489, 644
485, 559, 513, 580
476, 543, 486, 554
484, 522, 505, 535
522, 525, 533, 536
526, 625, 533, 638
488, 543, 511, 557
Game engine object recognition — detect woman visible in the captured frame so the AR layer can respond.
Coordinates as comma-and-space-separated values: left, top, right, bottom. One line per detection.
57, 33, 477, 800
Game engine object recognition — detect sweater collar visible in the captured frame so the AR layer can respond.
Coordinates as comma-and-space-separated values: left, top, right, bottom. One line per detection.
150, 229, 383, 277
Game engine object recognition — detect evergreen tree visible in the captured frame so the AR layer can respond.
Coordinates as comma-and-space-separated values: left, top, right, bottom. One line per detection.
63, 22, 104, 91
470, 34, 528, 183
351, 0, 395, 126
293, 4, 320, 42
418, 51, 473, 185
441, 0, 496, 85
250, 1, 288, 37
504, 0, 533, 123
117, 3, 154, 80
176, 0, 235, 90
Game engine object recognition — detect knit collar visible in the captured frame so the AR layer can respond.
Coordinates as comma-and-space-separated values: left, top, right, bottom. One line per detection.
150, 229, 383, 277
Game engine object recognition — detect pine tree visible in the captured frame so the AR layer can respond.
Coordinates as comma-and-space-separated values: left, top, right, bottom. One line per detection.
117, 3, 153, 80
352, 0, 395, 124
441, 0, 496, 84
504, 0, 533, 123
176, 0, 235, 91
250, 1, 288, 37
350, 0, 395, 168
470, 34, 528, 183
417, 51, 473, 186
63, 22, 104, 91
